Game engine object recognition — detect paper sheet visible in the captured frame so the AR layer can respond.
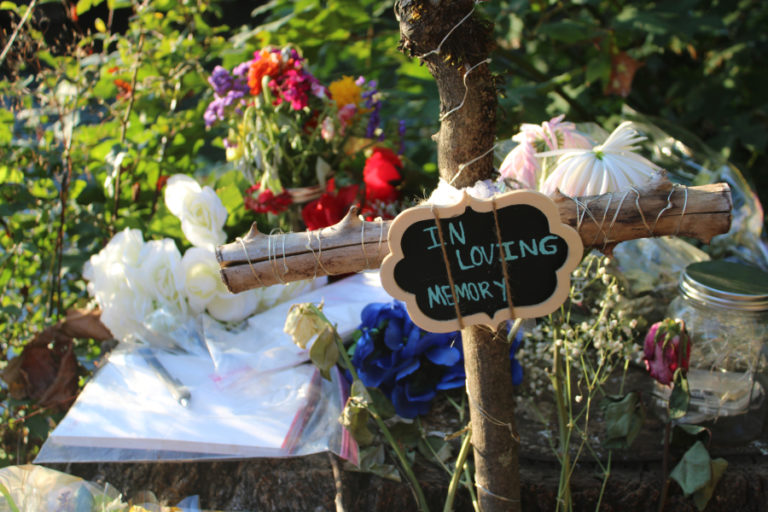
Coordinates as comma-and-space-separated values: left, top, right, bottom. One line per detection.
49, 350, 317, 457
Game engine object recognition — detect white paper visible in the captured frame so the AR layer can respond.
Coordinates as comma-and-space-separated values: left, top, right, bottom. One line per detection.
49, 350, 317, 457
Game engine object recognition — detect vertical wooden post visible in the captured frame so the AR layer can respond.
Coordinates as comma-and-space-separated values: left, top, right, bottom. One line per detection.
396, 1, 521, 510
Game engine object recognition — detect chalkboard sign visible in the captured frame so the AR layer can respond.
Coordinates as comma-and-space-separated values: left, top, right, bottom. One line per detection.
380, 190, 583, 333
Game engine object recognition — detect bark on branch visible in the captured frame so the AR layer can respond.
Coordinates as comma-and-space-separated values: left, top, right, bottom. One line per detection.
217, 182, 732, 293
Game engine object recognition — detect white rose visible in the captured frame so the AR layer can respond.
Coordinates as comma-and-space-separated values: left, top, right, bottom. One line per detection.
181, 247, 261, 323
206, 290, 261, 324
164, 174, 227, 249
83, 228, 144, 290
98, 287, 152, 342
181, 247, 227, 313
83, 228, 152, 340
133, 239, 187, 317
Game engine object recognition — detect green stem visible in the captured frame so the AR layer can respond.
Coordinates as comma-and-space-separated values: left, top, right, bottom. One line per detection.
464, 461, 479, 512
443, 428, 473, 512
0, 482, 19, 512
322, 308, 430, 512
552, 328, 573, 512
112, 31, 145, 231
594, 452, 611, 512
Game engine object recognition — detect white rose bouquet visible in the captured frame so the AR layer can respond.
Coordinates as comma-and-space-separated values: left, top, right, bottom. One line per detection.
84, 173, 304, 347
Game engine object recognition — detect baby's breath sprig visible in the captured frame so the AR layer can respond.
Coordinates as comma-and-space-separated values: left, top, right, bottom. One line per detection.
515, 252, 644, 511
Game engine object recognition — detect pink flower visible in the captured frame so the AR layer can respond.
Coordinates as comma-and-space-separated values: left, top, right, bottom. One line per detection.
643, 318, 691, 386
337, 104, 357, 131
498, 115, 592, 188
498, 135, 539, 188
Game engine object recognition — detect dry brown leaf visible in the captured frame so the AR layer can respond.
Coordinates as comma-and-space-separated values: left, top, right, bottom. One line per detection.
62, 308, 113, 341
0, 308, 111, 411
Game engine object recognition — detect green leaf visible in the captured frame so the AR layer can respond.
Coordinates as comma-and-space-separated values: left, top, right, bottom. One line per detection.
94, 17, 107, 33
0, 1, 18, 13
669, 372, 691, 420
670, 441, 713, 496
340, 394, 375, 446
417, 435, 453, 464
601, 392, 645, 449
367, 386, 396, 420
308, 326, 339, 380
0, 482, 20, 512
352, 444, 401, 481
692, 458, 728, 511
75, 0, 91, 15
538, 20, 598, 44
388, 421, 422, 447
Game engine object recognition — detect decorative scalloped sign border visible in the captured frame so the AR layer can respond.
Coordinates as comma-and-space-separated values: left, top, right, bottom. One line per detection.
380, 190, 584, 333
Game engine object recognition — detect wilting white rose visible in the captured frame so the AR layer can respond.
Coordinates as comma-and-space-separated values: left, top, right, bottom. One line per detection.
164, 174, 227, 249
133, 239, 187, 317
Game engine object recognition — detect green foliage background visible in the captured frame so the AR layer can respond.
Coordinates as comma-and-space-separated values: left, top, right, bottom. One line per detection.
0, 0, 765, 465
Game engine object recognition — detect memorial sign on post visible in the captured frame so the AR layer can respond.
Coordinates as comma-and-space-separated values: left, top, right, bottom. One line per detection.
381, 190, 584, 333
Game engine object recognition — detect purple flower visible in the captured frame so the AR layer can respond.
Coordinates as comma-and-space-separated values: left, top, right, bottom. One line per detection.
359, 80, 382, 138
204, 65, 250, 127
208, 66, 234, 96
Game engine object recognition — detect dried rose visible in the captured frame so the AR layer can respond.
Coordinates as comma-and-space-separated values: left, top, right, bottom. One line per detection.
643, 318, 691, 386
284, 303, 326, 349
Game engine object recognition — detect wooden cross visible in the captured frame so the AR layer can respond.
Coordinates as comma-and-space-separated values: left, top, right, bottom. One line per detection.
216, 2, 732, 510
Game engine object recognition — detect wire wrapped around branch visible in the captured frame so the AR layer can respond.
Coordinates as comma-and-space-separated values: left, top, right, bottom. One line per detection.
217, 181, 732, 293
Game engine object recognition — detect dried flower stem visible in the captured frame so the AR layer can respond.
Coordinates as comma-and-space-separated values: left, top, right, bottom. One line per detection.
313, 306, 430, 512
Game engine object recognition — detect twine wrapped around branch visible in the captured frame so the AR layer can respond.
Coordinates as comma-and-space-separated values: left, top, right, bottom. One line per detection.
217, 180, 732, 293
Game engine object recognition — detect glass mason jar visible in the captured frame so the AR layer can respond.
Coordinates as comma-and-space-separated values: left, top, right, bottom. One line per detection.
655, 260, 768, 442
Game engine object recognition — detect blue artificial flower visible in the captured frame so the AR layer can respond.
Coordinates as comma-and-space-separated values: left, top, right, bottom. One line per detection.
352, 301, 462, 418
350, 301, 525, 419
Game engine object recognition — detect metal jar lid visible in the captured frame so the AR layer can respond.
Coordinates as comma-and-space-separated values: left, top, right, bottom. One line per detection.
680, 260, 768, 312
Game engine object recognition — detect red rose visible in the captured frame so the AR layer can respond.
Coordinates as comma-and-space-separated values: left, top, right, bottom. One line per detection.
643, 318, 691, 386
301, 179, 360, 230
363, 147, 402, 203
244, 183, 293, 214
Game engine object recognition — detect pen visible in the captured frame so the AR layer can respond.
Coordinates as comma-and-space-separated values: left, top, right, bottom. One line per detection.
138, 347, 191, 407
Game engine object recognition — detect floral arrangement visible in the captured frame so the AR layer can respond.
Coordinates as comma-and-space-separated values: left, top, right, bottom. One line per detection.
83, 174, 303, 343
498, 116, 660, 197
205, 46, 404, 228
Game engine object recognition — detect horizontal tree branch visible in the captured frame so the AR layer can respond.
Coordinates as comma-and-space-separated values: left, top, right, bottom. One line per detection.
217, 181, 732, 293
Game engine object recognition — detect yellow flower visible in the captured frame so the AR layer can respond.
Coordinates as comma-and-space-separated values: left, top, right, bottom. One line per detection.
329, 76, 362, 108
226, 144, 243, 162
